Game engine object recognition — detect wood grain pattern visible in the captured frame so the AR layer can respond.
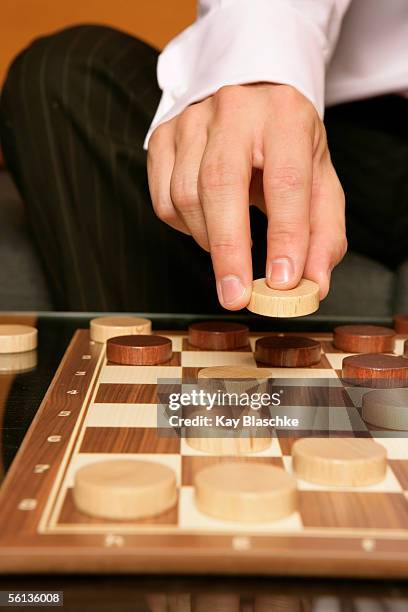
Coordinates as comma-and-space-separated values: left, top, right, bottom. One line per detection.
299, 491, 408, 529
274, 386, 355, 408
247, 278, 319, 318
194, 463, 298, 522
107, 335, 172, 365
1, 330, 408, 577
362, 389, 408, 430
185, 429, 272, 456
59, 488, 179, 525
342, 354, 408, 388
80, 427, 180, 454
292, 438, 387, 486
73, 459, 177, 520
394, 314, 408, 334
188, 322, 249, 351
181, 456, 285, 486
389, 461, 408, 490
95, 383, 180, 404
333, 325, 396, 353
255, 336, 321, 367
197, 365, 273, 396
90, 316, 151, 343
182, 338, 251, 353
0, 325, 37, 354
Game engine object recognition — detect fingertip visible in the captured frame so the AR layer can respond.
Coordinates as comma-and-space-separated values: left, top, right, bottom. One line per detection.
216, 276, 251, 311
318, 270, 331, 300
265, 257, 302, 291
304, 268, 331, 300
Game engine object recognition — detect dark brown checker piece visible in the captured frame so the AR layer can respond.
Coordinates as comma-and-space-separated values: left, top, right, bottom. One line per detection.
342, 354, 408, 388
394, 314, 408, 334
188, 321, 249, 350
333, 325, 396, 353
255, 335, 321, 367
106, 334, 172, 365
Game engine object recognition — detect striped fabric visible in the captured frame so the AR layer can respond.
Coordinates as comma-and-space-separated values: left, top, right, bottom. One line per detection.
0, 25, 223, 313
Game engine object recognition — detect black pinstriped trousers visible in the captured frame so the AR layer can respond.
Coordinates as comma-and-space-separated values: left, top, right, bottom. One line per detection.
0, 25, 231, 312
1, 25, 408, 311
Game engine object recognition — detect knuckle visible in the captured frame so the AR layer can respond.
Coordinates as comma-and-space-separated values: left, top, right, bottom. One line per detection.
267, 224, 306, 245
274, 87, 317, 129
210, 240, 239, 257
176, 105, 202, 134
266, 166, 306, 194
278, 85, 312, 113
170, 176, 199, 212
276, 85, 302, 105
214, 84, 242, 105
148, 124, 167, 151
298, 97, 317, 124
199, 161, 240, 194
213, 85, 246, 116
153, 201, 174, 223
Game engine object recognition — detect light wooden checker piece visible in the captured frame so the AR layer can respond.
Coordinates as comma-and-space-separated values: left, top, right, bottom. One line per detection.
90, 316, 151, 343
194, 462, 298, 522
0, 324, 37, 354
189, 365, 274, 454
184, 408, 272, 455
0, 351, 37, 373
247, 278, 319, 318
73, 459, 177, 520
292, 438, 387, 486
362, 388, 408, 431
197, 365, 274, 394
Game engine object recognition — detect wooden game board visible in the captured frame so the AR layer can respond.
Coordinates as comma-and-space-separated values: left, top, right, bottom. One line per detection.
1, 328, 408, 577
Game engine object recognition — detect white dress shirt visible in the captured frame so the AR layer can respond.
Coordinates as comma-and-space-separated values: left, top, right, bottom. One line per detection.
145, 0, 408, 146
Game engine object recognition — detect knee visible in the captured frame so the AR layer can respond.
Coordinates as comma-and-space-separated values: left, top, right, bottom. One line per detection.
1, 24, 130, 105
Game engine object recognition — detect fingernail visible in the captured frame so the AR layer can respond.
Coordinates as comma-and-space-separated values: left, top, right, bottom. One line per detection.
218, 275, 247, 305
267, 257, 294, 285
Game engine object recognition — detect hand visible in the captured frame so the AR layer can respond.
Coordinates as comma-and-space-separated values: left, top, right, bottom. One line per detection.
147, 84, 347, 310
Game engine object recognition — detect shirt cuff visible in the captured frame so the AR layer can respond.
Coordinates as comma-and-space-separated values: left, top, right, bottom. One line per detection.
144, 0, 327, 148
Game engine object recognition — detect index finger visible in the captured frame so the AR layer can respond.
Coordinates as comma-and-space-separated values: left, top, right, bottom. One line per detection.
263, 118, 313, 290
198, 129, 253, 310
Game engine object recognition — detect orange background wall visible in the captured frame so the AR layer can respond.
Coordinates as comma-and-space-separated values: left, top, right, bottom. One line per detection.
1, 0, 196, 87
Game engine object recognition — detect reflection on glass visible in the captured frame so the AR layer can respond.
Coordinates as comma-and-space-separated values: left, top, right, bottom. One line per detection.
0, 350, 38, 374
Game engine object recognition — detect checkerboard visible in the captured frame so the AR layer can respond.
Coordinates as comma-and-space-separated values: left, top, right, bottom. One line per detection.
1, 329, 408, 577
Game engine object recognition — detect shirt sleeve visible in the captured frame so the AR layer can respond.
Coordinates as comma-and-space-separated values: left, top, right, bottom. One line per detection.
144, 0, 353, 148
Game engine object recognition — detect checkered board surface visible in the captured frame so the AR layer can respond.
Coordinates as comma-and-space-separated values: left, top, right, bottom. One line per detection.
1, 328, 408, 577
